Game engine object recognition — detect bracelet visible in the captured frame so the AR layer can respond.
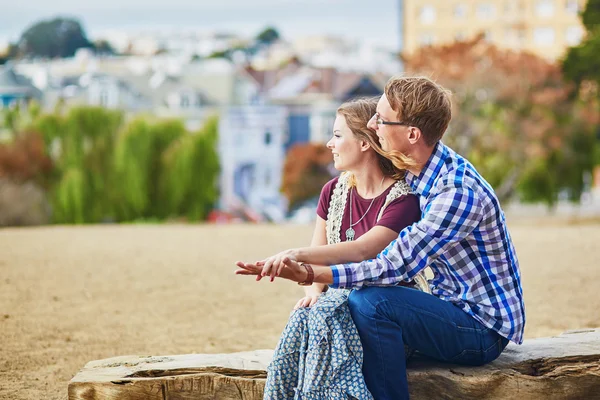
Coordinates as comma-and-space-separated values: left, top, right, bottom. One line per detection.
297, 263, 314, 286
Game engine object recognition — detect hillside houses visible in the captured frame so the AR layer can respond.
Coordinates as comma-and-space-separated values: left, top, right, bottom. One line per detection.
0, 37, 397, 219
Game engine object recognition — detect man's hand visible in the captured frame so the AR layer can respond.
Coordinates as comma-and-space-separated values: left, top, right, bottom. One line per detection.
235, 257, 307, 283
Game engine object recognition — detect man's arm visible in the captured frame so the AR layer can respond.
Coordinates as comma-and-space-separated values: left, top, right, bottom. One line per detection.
294, 225, 402, 266
330, 186, 483, 289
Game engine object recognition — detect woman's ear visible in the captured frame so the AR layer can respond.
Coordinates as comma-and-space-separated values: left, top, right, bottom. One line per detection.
360, 140, 371, 152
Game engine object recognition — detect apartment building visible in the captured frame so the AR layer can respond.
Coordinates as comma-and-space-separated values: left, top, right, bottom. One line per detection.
402, 0, 587, 60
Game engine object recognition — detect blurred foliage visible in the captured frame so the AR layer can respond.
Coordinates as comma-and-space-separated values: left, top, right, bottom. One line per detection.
256, 27, 280, 46
562, 0, 600, 167
281, 143, 333, 209
93, 40, 116, 56
3, 17, 120, 60
405, 36, 600, 207
160, 116, 220, 221
0, 132, 53, 183
17, 17, 94, 58
0, 105, 219, 224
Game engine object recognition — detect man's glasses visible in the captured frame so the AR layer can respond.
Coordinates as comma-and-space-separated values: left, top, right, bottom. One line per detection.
374, 113, 408, 126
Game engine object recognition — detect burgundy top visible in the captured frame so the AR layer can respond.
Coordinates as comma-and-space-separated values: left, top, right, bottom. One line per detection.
317, 176, 421, 241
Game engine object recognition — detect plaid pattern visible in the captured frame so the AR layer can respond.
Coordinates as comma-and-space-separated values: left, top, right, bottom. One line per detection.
330, 142, 526, 344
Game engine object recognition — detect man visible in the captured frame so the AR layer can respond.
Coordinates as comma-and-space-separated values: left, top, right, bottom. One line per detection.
236, 76, 525, 399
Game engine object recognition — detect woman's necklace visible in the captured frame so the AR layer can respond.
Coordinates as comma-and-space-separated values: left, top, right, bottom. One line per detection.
345, 176, 385, 241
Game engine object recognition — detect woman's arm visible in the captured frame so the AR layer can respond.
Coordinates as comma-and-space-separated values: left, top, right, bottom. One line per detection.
296, 225, 398, 265
261, 194, 420, 279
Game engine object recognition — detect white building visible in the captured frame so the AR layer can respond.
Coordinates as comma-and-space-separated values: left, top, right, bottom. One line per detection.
218, 106, 288, 222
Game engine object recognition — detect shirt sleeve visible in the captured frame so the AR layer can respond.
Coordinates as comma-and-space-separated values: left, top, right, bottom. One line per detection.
316, 177, 339, 220
375, 194, 421, 233
330, 185, 483, 289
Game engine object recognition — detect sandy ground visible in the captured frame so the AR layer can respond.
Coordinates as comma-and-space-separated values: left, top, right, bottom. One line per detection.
1, 221, 599, 399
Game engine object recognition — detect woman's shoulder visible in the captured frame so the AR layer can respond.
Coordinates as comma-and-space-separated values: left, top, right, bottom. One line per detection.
323, 175, 341, 191
377, 191, 421, 233
316, 175, 343, 220
320, 173, 351, 199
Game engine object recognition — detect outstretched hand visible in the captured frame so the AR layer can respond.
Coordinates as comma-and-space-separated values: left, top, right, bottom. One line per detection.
235, 257, 307, 283
234, 261, 266, 281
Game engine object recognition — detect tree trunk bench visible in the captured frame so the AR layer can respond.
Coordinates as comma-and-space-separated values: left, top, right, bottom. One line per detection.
69, 329, 600, 399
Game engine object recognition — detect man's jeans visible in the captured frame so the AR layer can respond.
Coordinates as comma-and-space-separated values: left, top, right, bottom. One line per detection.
348, 286, 509, 400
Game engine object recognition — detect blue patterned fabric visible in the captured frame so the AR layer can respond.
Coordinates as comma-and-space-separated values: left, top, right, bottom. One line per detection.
330, 142, 525, 344
263, 289, 373, 400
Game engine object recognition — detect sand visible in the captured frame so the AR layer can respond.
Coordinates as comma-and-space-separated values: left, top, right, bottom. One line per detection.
1, 222, 599, 399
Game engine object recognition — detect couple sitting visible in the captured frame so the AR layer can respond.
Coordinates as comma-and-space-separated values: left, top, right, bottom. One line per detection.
236, 76, 525, 400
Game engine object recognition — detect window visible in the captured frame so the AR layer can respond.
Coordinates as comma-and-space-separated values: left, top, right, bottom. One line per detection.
565, 26, 583, 46
535, 0, 554, 18
99, 90, 109, 107
454, 4, 467, 19
264, 131, 272, 145
455, 31, 466, 41
504, 29, 514, 44
533, 27, 555, 46
483, 30, 493, 41
419, 33, 435, 45
180, 94, 190, 109
504, 0, 517, 15
565, 0, 580, 15
476, 3, 495, 19
420, 5, 436, 24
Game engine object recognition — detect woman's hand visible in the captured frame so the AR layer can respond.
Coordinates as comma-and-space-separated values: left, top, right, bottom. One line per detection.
259, 249, 299, 280
235, 257, 307, 283
293, 294, 321, 310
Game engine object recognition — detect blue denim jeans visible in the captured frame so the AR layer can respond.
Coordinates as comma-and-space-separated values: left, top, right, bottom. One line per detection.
348, 286, 509, 400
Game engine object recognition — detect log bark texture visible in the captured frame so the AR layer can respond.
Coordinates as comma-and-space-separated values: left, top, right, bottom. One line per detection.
69, 329, 600, 400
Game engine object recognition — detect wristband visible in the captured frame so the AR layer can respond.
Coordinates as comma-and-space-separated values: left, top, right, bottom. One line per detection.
297, 263, 314, 286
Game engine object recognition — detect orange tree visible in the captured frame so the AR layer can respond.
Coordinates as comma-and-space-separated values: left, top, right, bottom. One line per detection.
404, 36, 599, 205
281, 143, 333, 210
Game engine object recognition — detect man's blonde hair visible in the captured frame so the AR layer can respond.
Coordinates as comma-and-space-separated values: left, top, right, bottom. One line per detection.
384, 76, 452, 147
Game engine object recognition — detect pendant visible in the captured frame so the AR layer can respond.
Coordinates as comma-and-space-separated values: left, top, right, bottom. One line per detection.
345, 227, 355, 241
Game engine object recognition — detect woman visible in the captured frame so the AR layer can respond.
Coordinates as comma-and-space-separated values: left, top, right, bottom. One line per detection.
237, 98, 427, 399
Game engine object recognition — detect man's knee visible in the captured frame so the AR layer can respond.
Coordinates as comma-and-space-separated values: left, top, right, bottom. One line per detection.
349, 286, 420, 325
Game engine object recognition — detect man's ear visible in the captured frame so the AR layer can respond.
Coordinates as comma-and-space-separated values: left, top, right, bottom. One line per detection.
408, 127, 422, 144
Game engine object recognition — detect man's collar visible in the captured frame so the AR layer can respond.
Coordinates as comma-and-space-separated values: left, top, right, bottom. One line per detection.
405, 142, 448, 197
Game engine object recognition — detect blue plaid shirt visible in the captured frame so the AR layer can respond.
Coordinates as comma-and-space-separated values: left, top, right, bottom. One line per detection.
330, 142, 525, 344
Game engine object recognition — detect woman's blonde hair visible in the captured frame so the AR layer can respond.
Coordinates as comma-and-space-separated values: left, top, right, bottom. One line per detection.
336, 98, 416, 183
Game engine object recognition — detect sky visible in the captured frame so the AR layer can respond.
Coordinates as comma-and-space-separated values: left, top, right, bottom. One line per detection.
0, 0, 403, 49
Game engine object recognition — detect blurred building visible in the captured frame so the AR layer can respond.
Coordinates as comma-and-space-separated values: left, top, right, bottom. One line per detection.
402, 0, 587, 60
0, 66, 42, 108
218, 106, 289, 222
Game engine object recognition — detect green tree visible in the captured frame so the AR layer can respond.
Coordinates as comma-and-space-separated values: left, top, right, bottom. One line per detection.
18, 17, 93, 58
562, 0, 600, 167
94, 40, 116, 56
34, 107, 123, 223
562, 0, 600, 91
256, 26, 280, 46
112, 118, 185, 221
9, 106, 219, 224
160, 116, 219, 221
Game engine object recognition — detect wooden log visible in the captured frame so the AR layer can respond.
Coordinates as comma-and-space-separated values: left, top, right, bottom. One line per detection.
69, 329, 600, 400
